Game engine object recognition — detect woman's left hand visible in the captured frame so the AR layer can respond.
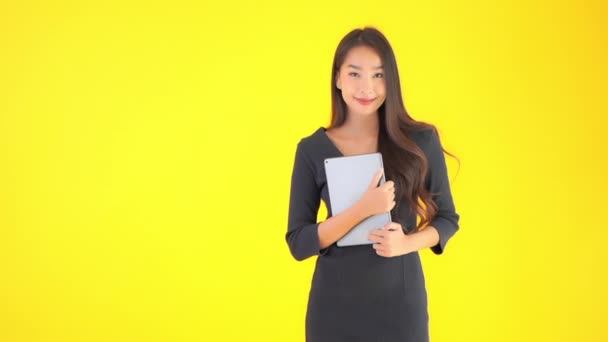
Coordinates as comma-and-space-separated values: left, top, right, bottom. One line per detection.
367, 222, 414, 257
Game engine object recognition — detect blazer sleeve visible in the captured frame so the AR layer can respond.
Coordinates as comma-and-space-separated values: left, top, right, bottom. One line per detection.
422, 130, 461, 255
285, 140, 328, 261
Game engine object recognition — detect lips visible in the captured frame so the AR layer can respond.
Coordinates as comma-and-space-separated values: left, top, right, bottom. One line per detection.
355, 97, 376, 105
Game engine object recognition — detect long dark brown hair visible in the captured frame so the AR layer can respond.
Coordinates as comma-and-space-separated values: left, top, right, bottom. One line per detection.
329, 26, 459, 232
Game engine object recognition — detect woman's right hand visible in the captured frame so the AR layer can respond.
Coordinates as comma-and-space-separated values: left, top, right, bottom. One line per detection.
357, 168, 396, 217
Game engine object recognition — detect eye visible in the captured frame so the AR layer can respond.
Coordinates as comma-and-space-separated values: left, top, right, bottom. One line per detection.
374, 73, 384, 78
348, 72, 359, 77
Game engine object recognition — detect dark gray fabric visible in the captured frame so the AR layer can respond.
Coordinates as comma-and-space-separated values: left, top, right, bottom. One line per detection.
286, 127, 460, 342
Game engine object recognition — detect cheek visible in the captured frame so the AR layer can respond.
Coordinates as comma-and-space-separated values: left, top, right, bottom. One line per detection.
341, 77, 354, 91
340, 91, 353, 105
376, 85, 387, 104
340, 81, 357, 98
376, 82, 387, 94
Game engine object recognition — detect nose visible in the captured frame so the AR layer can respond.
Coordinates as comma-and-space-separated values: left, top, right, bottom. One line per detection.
359, 78, 375, 96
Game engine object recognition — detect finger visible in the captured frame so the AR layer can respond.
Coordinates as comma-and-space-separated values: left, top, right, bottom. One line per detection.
367, 234, 382, 243
380, 180, 394, 191
371, 228, 386, 234
389, 200, 396, 210
368, 229, 386, 238
368, 168, 384, 190
375, 249, 389, 258
372, 242, 383, 251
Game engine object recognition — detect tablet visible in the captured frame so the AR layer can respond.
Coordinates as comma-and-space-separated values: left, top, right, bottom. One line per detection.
324, 152, 392, 247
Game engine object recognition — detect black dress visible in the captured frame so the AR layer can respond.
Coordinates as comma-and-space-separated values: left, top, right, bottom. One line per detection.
286, 127, 460, 342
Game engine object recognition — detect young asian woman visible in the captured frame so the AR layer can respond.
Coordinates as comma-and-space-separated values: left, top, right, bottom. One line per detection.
285, 26, 460, 342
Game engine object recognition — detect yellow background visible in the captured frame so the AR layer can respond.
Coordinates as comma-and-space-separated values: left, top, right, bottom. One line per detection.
1, 1, 606, 341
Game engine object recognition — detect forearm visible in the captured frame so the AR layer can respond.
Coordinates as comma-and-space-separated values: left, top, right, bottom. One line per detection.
405, 225, 441, 254
318, 202, 368, 249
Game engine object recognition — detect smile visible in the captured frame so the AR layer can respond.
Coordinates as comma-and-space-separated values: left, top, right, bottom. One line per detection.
355, 97, 376, 105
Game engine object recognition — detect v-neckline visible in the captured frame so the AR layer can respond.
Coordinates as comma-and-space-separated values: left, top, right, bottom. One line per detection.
320, 127, 345, 157
320, 127, 381, 157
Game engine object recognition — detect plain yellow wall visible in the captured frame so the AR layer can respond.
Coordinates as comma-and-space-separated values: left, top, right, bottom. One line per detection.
1, 1, 607, 341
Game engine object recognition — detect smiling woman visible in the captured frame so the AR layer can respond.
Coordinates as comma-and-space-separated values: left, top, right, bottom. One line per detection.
285, 26, 460, 341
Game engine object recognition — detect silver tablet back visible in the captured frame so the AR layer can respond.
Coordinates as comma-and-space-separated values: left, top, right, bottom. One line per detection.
324, 152, 392, 247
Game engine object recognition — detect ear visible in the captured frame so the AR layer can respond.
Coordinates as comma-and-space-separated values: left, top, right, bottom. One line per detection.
335, 75, 341, 90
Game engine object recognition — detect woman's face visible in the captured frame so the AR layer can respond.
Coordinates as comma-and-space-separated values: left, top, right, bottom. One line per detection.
335, 45, 386, 118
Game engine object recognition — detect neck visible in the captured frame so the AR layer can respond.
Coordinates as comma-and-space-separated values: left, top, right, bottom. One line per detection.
341, 111, 380, 137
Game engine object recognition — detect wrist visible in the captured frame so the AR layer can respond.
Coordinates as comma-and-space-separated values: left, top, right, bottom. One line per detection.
400, 233, 416, 255
402, 227, 439, 254
351, 200, 370, 222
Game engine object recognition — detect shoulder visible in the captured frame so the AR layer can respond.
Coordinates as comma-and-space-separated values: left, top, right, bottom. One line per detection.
406, 127, 446, 166
296, 126, 327, 154
291, 127, 328, 180
408, 127, 438, 150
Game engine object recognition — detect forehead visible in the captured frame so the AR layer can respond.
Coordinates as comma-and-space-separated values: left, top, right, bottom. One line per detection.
342, 46, 383, 68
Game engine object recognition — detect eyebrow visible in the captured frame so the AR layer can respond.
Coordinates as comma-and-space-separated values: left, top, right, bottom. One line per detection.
347, 64, 384, 70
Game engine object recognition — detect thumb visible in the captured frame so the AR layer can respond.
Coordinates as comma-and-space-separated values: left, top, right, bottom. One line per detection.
368, 168, 384, 190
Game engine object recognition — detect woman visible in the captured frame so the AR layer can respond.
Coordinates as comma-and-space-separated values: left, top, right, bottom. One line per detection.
286, 26, 460, 342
